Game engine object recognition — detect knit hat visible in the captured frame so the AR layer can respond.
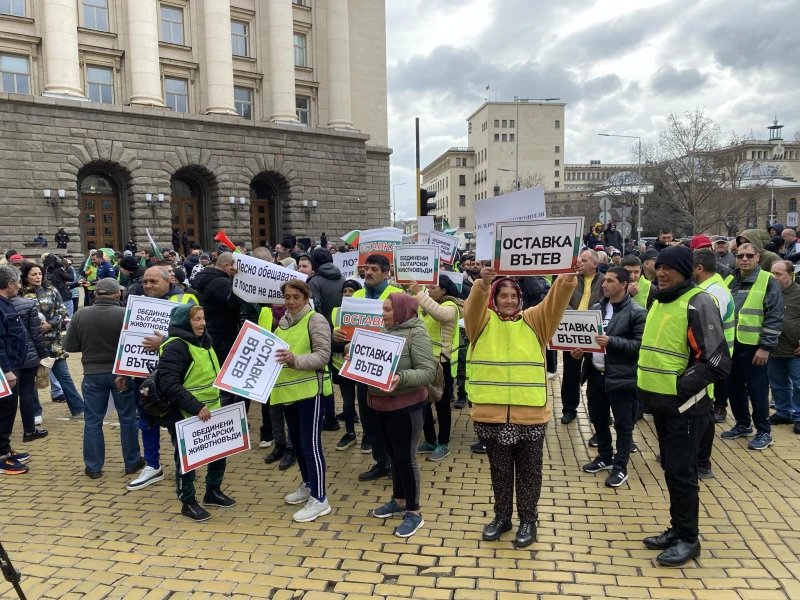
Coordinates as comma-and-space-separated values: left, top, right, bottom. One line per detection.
200, 253, 210, 260
641, 248, 659, 262
388, 292, 419, 325
119, 256, 140, 272
342, 279, 362, 293
8, 254, 23, 262
594, 244, 604, 252
689, 235, 712, 250
655, 245, 694, 280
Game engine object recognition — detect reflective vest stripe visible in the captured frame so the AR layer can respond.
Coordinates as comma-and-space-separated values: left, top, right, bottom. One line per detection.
470, 381, 546, 388
471, 360, 545, 367
640, 345, 689, 359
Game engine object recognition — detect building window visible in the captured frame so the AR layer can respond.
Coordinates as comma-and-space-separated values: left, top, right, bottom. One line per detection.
296, 95, 310, 124
555, 170, 560, 178
555, 160, 560, 166
509, 134, 515, 142
555, 145, 560, 153
459, 218, 466, 228
293, 33, 307, 67
789, 198, 797, 212
164, 77, 188, 112
0, 0, 24, 16
502, 134, 507, 142
459, 195, 466, 206
509, 119, 515, 128
234, 86, 253, 120
87, 66, 114, 104
292, 0, 307, 4
0, 54, 29, 94
459, 175, 466, 186
83, 0, 109, 32
502, 120, 507, 128
494, 134, 500, 142
161, 5, 184, 45
554, 181, 559, 188
231, 20, 249, 57
555, 120, 560, 128
455, 158, 461, 166
494, 119, 499, 127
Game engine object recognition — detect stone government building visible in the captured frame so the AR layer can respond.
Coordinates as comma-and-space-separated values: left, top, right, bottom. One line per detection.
0, 0, 391, 256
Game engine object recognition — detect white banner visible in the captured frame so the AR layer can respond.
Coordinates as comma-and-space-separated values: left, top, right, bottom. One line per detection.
426, 230, 458, 265
493, 217, 584, 276
213, 322, 288, 404
340, 329, 405, 391
393, 245, 440, 286
232, 252, 307, 305
439, 271, 464, 294
473, 186, 547, 260
417, 216, 435, 239
113, 296, 177, 377
548, 310, 605, 353
176, 404, 251, 474
332, 251, 359, 279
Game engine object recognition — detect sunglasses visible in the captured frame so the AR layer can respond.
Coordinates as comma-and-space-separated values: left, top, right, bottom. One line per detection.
736, 253, 756, 259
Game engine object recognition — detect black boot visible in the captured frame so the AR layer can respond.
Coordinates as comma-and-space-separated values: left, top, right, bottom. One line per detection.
514, 521, 537, 548
203, 487, 236, 507
656, 539, 700, 566
279, 448, 296, 471
322, 415, 341, 431
482, 518, 512, 541
643, 528, 678, 550
22, 429, 48, 442
264, 443, 285, 464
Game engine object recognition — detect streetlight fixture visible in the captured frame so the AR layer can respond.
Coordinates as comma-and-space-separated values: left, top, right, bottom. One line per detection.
513, 96, 560, 190
598, 133, 643, 247
392, 182, 407, 225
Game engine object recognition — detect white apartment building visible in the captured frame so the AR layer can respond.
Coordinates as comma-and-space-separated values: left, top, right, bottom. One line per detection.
420, 147, 475, 231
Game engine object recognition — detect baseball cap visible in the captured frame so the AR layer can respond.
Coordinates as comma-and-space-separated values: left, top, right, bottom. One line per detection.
611, 249, 621, 256
594, 244, 604, 252
9, 254, 23, 262
95, 278, 123, 295
689, 235, 712, 250
714, 236, 729, 243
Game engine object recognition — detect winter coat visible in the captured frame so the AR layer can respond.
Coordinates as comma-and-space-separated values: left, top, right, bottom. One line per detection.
276, 305, 331, 372
308, 262, 344, 326
603, 226, 624, 250
737, 229, 781, 271
0, 295, 27, 373
415, 292, 462, 362
46, 265, 74, 301
158, 323, 216, 422
63, 297, 126, 374
23, 285, 67, 359
8, 296, 48, 368
580, 294, 646, 393
182, 254, 201, 281
519, 277, 550, 309
772, 282, 800, 358
192, 267, 240, 354
729, 265, 784, 350
716, 250, 736, 270
55, 231, 69, 249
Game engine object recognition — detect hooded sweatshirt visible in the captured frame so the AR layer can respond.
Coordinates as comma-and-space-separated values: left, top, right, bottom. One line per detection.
737, 229, 781, 272
308, 248, 344, 325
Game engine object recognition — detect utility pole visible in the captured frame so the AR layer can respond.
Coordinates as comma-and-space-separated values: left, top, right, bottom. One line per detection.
415, 118, 421, 216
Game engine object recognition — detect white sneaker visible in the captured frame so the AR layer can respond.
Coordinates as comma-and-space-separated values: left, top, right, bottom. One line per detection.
259, 440, 274, 449
127, 465, 165, 491
293, 497, 331, 522
285, 483, 311, 505
34, 416, 42, 426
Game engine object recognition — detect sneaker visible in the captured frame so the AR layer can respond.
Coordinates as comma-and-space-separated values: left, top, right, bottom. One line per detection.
582, 456, 613, 473
748, 432, 774, 451
264, 444, 286, 464
335, 432, 357, 451
373, 498, 406, 519
721, 424, 754, 439
259, 439, 274, 449
0, 455, 29, 474
395, 512, 424, 538
285, 483, 312, 505
126, 465, 165, 491
698, 467, 715, 480
454, 397, 467, 409
604, 468, 628, 487
360, 439, 372, 454
428, 444, 450, 462
8, 449, 30, 463
768, 413, 793, 425
418, 441, 437, 454
34, 416, 42, 426
22, 429, 48, 442
588, 434, 598, 447
714, 406, 727, 423
203, 487, 236, 507
471, 441, 487, 454
358, 464, 392, 481
322, 415, 341, 432
293, 497, 331, 522
279, 448, 296, 471
51, 395, 66, 403
560, 413, 576, 424
631, 443, 639, 454
181, 502, 211, 522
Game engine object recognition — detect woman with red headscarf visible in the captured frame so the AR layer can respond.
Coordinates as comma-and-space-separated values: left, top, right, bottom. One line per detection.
464, 266, 576, 547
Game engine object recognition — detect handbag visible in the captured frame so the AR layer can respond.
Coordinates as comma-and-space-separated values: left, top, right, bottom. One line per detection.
407, 329, 444, 404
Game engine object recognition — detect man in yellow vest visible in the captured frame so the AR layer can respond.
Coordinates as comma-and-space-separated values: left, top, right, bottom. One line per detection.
720, 242, 784, 450
620, 255, 655, 310
637, 246, 731, 566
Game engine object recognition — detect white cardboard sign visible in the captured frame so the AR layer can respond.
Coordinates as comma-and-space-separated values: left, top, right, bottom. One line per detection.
548, 310, 605, 353
340, 329, 405, 391
473, 186, 547, 260
113, 296, 177, 377
417, 216, 435, 239
332, 251, 359, 279
393, 244, 440, 286
493, 217, 584, 276
232, 252, 307, 305
426, 231, 458, 265
357, 227, 404, 266
176, 404, 251, 474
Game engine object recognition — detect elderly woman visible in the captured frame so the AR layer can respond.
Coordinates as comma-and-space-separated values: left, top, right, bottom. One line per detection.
272, 280, 333, 523
465, 267, 576, 547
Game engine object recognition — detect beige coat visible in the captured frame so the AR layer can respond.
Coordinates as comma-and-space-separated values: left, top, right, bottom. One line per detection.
414, 291, 462, 362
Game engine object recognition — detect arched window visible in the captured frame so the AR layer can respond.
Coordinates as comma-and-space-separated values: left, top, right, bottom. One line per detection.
789, 198, 797, 212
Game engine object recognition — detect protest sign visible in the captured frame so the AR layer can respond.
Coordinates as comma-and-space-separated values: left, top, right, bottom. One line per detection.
113, 296, 177, 377
426, 230, 458, 265
231, 252, 307, 304
439, 270, 464, 294
548, 310, 605, 353
357, 227, 404, 265
473, 186, 547, 260
176, 404, 250, 474
340, 329, 405, 391
114, 331, 161, 377
335, 297, 384, 340
332, 251, 359, 279
493, 217, 584, 276
214, 322, 288, 404
393, 245, 440, 286
0, 370, 10, 399
417, 216, 435, 239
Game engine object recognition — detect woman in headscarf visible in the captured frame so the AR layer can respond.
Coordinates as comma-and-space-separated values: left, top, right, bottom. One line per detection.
408, 275, 462, 462
361, 292, 436, 537
464, 266, 576, 547
332, 279, 363, 451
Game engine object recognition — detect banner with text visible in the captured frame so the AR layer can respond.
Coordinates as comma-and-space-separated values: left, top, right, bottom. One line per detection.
176, 404, 250, 474
548, 310, 605, 353
393, 245, 440, 286
332, 251, 359, 279
417, 216, 435, 240
493, 217, 584, 276
0, 370, 10, 399
340, 329, 405, 391
357, 227, 404, 266
439, 271, 464, 294
214, 322, 288, 404
113, 296, 177, 377
426, 230, 458, 265
232, 252, 307, 305
473, 186, 547, 260
335, 297, 384, 340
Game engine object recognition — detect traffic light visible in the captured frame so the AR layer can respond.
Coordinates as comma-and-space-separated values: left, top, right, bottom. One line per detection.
419, 188, 437, 216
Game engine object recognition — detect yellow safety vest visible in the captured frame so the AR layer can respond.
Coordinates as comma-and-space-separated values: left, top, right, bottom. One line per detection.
632, 276, 651, 309
86, 264, 98, 291
159, 337, 221, 418
271, 311, 333, 405
331, 307, 344, 371
258, 306, 274, 331
637, 287, 712, 398
421, 300, 460, 377
168, 292, 198, 305
351, 284, 403, 301
723, 273, 734, 287
469, 312, 547, 407
698, 273, 735, 356
733, 269, 772, 345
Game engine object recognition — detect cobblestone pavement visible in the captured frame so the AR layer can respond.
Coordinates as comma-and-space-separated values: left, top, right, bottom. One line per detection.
2, 355, 800, 600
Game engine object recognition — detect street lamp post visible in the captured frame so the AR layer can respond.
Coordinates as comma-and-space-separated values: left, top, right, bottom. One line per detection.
513, 96, 560, 191
598, 133, 642, 247
392, 182, 407, 226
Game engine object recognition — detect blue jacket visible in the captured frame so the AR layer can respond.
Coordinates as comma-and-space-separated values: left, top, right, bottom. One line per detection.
96, 260, 116, 280
0, 295, 28, 373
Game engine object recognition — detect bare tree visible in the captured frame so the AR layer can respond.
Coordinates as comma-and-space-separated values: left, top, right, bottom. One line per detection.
500, 172, 546, 195
794, 130, 800, 143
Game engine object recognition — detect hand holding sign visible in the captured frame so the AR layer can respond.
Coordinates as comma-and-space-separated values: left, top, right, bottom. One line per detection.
493, 217, 584, 276
479, 266, 496, 290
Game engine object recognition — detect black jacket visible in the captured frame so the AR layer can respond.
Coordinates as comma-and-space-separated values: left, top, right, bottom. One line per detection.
0, 295, 27, 373
580, 294, 646, 393
603, 227, 624, 250
638, 280, 731, 417
157, 325, 214, 422
9, 296, 48, 368
183, 254, 201, 281
192, 267, 240, 353
460, 277, 473, 301
519, 277, 550, 309
309, 262, 344, 326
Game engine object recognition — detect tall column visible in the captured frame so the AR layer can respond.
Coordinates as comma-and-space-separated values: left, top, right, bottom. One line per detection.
268, 0, 299, 123
326, 0, 354, 129
127, 0, 165, 106
203, 0, 236, 115
42, 0, 84, 98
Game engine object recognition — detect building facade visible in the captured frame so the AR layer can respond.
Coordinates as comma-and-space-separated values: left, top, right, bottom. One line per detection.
0, 0, 390, 255
420, 147, 475, 232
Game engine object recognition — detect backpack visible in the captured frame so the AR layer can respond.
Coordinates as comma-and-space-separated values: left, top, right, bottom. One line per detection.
139, 365, 172, 418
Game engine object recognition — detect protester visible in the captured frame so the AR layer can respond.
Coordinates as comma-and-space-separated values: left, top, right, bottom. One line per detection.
620, 255, 654, 310
465, 266, 576, 547
736, 230, 781, 271
610, 249, 621, 265
638, 245, 730, 566
271, 280, 332, 522
116, 255, 143, 289
297, 255, 314, 277
55, 228, 69, 249
456, 255, 477, 412
653, 228, 674, 252
604, 222, 623, 250
8, 254, 24, 269
182, 249, 201, 282
189, 253, 211, 283
332, 279, 362, 451
767, 223, 784, 238
584, 223, 604, 249
43, 253, 75, 319
766, 261, 800, 433
781, 229, 799, 259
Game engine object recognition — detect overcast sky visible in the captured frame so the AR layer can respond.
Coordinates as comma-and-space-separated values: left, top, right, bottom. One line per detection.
384, 0, 800, 221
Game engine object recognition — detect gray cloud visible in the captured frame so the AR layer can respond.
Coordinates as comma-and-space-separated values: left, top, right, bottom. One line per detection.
650, 65, 709, 95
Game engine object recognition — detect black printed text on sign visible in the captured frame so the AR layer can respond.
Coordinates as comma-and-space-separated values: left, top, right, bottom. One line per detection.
492, 217, 585, 276
339, 329, 406, 391
548, 310, 605, 353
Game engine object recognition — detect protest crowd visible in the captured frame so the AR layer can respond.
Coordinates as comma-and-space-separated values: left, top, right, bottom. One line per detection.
1, 215, 798, 568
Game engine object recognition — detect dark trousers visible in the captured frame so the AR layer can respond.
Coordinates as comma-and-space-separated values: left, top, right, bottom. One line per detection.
424, 362, 452, 446
586, 368, 637, 471
357, 382, 390, 469
167, 423, 226, 504
0, 369, 20, 455
728, 342, 771, 434
284, 395, 326, 500
17, 367, 38, 434
71, 297, 79, 314
260, 401, 272, 442
377, 407, 424, 511
546, 349, 557, 374
338, 376, 357, 435
713, 379, 728, 410
652, 410, 710, 544
697, 408, 716, 471
561, 351, 583, 416
486, 433, 546, 522
456, 328, 469, 401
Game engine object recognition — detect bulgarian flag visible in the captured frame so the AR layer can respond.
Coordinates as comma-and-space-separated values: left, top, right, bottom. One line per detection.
441, 219, 458, 236
341, 230, 360, 246
146, 229, 164, 261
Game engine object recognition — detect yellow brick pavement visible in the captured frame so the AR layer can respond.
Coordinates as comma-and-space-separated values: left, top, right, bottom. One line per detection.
2, 355, 800, 600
